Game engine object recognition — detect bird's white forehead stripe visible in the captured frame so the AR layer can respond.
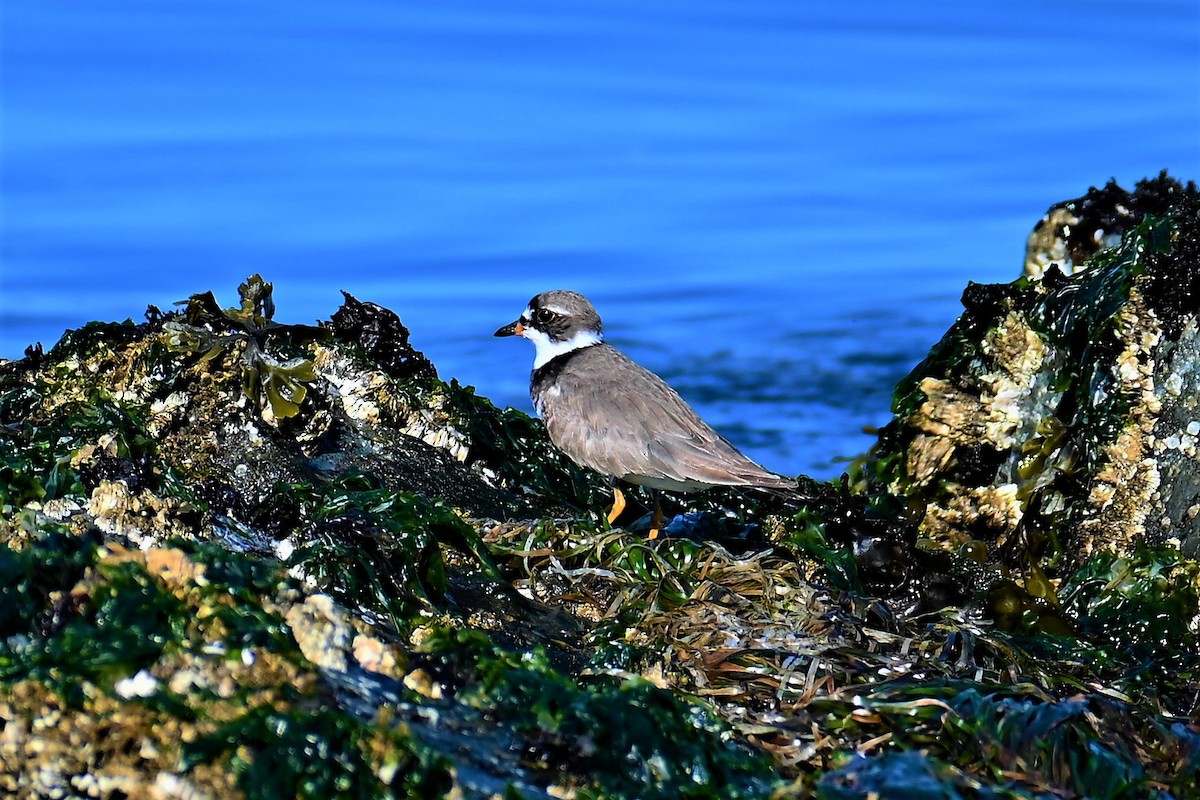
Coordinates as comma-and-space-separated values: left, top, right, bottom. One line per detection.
542, 304, 571, 316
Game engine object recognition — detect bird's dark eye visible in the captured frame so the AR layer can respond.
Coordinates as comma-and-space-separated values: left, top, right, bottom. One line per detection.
533, 308, 554, 325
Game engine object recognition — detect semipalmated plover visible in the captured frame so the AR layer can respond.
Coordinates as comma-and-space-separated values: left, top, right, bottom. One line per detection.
495, 290, 798, 536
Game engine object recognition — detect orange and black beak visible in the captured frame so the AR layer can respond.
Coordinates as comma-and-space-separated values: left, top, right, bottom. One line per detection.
494, 319, 525, 337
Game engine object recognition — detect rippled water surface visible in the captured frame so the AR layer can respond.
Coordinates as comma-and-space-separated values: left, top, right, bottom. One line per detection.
4, 0, 1198, 478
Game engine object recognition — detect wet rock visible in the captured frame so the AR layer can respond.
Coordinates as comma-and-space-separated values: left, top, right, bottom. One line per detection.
867, 176, 1200, 573
285, 594, 353, 673
329, 291, 437, 382
1024, 170, 1192, 279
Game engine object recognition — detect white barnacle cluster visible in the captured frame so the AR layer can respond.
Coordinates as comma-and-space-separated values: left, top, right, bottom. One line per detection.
147, 391, 190, 438
396, 389, 470, 462
311, 343, 471, 461
86, 480, 194, 547
1081, 294, 1163, 551
1155, 424, 1200, 459
1149, 317, 1200, 461
312, 344, 385, 424
980, 313, 1063, 455
1110, 300, 1163, 406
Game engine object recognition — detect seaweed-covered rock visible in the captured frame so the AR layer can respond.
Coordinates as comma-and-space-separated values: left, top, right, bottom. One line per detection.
1023, 170, 1193, 280
3, 176, 1200, 798
863, 177, 1200, 591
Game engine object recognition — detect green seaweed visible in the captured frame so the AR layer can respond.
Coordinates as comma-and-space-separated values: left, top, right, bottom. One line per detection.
785, 508, 863, 593
0, 522, 100, 641
600, 535, 710, 607
0, 392, 158, 508
939, 688, 1198, 798
425, 628, 779, 800
486, 516, 751, 615
0, 424, 52, 507
942, 692, 1143, 798
1056, 544, 1200, 708
46, 319, 146, 362
810, 681, 1200, 799
187, 541, 297, 653
818, 750, 1032, 800
0, 530, 186, 705
183, 704, 454, 800
284, 471, 499, 630
967, 543, 1200, 712
164, 274, 327, 419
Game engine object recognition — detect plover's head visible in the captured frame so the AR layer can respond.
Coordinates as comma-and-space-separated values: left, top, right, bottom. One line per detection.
494, 290, 604, 368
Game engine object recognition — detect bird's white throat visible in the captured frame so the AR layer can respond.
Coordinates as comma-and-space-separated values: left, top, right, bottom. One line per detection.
525, 327, 603, 369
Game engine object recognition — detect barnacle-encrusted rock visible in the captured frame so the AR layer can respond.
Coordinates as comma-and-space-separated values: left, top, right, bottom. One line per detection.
1077, 288, 1164, 557
285, 594, 353, 673
88, 480, 195, 545
870, 176, 1200, 567
1143, 316, 1200, 555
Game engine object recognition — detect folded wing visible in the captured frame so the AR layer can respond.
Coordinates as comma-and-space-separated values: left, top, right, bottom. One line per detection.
539, 344, 797, 492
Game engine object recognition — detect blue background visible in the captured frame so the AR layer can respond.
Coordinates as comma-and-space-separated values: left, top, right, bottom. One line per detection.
3, 1, 1198, 478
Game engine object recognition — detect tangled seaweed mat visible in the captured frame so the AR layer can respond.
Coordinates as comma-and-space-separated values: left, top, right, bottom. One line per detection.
2, 175, 1200, 798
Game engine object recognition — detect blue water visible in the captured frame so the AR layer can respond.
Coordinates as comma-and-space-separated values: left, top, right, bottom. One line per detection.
3, 1, 1198, 479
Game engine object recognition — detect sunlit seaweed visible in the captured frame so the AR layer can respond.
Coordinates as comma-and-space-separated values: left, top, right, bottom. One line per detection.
419, 627, 777, 800
164, 274, 326, 420
283, 470, 501, 631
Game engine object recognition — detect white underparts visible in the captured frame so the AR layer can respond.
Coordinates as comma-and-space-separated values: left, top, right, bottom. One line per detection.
525, 326, 603, 369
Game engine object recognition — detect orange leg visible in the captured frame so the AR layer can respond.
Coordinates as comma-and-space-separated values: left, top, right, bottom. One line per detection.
606, 486, 627, 526
648, 491, 663, 540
